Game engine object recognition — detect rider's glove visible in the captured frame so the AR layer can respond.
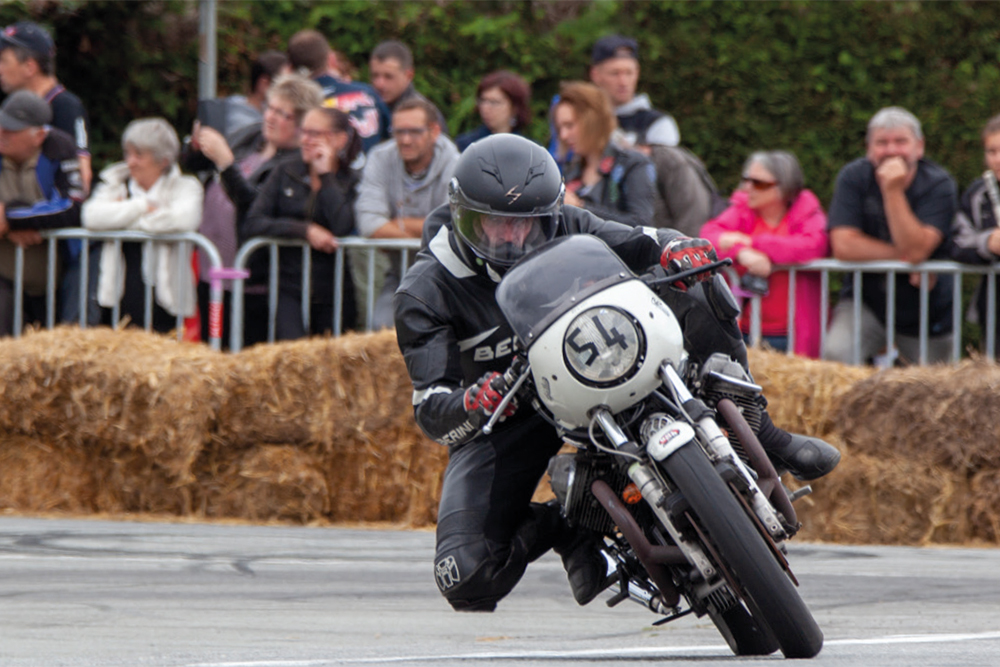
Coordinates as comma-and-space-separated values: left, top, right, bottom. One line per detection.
463, 371, 518, 422
660, 236, 718, 287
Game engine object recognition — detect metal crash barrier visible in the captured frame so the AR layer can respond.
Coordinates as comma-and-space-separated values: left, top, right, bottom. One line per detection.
738, 259, 1000, 365
12, 230, 1000, 366
12, 229, 225, 350
229, 237, 421, 352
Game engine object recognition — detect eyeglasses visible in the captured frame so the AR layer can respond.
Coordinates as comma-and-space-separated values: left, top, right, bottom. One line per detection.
392, 127, 429, 139
301, 128, 333, 140
741, 174, 778, 191
477, 96, 508, 108
265, 104, 296, 123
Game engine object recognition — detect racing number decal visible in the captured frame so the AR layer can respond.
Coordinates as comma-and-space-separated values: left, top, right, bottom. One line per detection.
567, 314, 629, 366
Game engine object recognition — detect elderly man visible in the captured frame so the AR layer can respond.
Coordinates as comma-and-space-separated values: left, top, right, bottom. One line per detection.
0, 89, 82, 335
823, 106, 958, 365
355, 97, 459, 329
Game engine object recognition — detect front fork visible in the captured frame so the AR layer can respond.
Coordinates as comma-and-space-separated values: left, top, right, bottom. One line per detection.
656, 364, 789, 541
586, 363, 790, 610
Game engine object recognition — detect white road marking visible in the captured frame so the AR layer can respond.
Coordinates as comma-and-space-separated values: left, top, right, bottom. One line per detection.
183, 629, 1000, 666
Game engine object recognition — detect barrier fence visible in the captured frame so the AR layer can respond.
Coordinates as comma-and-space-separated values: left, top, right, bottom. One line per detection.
16, 229, 225, 350
228, 237, 421, 352
738, 259, 1000, 365
8, 229, 1000, 365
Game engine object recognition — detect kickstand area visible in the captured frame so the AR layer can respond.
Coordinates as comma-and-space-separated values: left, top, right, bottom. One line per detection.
652, 607, 695, 626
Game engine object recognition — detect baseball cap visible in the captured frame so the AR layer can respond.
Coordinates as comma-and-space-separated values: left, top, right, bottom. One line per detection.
0, 21, 55, 60
0, 90, 52, 131
591, 35, 639, 65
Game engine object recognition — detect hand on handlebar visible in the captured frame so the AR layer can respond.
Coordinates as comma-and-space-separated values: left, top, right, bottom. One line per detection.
464, 371, 518, 423
660, 236, 718, 288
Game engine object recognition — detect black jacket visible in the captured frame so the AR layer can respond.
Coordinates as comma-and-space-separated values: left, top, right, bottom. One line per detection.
243, 155, 358, 302
563, 143, 657, 228
394, 204, 682, 447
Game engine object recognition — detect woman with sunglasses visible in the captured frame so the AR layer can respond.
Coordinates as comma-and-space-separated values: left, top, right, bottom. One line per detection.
700, 151, 829, 357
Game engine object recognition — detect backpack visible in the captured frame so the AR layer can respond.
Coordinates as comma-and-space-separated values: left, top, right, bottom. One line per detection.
649, 145, 727, 237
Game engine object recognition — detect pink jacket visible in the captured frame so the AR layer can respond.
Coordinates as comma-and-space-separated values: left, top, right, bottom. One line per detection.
700, 189, 829, 358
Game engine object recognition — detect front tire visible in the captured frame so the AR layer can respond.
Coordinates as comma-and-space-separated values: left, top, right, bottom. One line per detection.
662, 443, 823, 659
708, 600, 780, 656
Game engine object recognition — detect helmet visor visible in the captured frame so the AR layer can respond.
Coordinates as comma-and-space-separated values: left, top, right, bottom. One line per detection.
453, 207, 554, 267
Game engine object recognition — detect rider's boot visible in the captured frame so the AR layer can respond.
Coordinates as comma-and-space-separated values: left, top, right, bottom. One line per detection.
553, 529, 612, 606
756, 408, 841, 481
532, 501, 612, 605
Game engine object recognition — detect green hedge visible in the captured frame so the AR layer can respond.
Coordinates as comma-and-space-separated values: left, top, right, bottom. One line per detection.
8, 0, 1000, 203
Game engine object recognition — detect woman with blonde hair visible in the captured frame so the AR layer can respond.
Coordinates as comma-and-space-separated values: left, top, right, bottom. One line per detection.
191, 73, 323, 346
552, 80, 655, 227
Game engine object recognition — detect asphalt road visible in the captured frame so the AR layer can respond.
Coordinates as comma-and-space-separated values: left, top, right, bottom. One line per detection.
0, 516, 998, 666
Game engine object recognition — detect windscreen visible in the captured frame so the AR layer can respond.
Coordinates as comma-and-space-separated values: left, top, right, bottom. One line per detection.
496, 235, 635, 347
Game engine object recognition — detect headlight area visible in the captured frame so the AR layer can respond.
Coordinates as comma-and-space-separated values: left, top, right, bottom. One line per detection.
562, 306, 645, 386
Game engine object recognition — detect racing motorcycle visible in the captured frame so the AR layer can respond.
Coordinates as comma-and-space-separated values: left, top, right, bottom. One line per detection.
484, 234, 823, 659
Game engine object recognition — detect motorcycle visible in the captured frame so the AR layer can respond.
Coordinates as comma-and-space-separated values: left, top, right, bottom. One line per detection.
485, 234, 823, 659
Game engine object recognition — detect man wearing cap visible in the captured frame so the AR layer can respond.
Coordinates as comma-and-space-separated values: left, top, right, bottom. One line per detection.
0, 20, 95, 326
0, 89, 83, 336
589, 34, 680, 149
0, 21, 90, 191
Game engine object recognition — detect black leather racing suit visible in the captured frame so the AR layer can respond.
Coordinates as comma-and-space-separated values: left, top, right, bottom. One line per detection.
393, 204, 745, 611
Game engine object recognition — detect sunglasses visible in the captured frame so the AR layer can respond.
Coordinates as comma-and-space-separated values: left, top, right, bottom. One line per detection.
741, 174, 778, 191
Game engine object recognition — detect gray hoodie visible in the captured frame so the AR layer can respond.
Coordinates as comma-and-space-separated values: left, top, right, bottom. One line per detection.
355, 134, 459, 238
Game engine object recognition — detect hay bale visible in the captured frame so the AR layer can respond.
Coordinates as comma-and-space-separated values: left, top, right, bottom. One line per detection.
837, 357, 1000, 470
217, 329, 412, 447
747, 348, 877, 439
198, 444, 330, 523
0, 326, 228, 485
214, 328, 446, 526
0, 435, 95, 512
968, 469, 1000, 543
794, 448, 970, 545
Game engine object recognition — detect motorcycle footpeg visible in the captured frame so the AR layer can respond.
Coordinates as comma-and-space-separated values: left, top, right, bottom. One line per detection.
787, 484, 813, 503
605, 569, 631, 608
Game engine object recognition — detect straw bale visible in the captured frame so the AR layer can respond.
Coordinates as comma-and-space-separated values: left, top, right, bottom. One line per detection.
837, 357, 1000, 470
197, 444, 329, 523
968, 469, 1000, 543
212, 329, 446, 526
217, 329, 412, 448
0, 435, 96, 512
0, 326, 229, 484
747, 348, 877, 439
793, 448, 971, 545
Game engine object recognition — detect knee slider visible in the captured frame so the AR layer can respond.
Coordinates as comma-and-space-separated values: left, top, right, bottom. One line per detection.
434, 538, 524, 613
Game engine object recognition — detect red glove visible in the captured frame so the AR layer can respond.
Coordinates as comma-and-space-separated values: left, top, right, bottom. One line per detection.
660, 237, 718, 284
463, 372, 517, 420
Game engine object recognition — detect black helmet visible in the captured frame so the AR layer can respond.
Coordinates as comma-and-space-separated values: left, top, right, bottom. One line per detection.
449, 134, 563, 277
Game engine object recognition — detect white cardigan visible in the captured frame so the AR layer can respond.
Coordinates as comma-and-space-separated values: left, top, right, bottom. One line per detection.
82, 163, 204, 317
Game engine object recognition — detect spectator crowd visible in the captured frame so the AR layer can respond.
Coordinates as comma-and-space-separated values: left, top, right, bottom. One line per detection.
2, 22, 998, 366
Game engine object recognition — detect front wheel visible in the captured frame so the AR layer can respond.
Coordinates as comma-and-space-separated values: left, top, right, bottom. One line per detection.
708, 600, 779, 656
661, 443, 823, 659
